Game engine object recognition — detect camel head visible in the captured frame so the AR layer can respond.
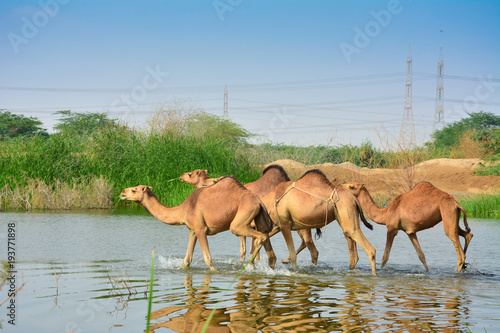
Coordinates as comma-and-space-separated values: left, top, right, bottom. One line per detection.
343, 182, 364, 197
120, 185, 153, 202
179, 169, 209, 186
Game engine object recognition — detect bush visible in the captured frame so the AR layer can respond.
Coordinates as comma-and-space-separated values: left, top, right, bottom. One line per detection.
0, 109, 260, 209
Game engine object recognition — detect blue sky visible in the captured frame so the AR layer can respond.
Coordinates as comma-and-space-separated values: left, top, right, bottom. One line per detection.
1, 0, 499, 147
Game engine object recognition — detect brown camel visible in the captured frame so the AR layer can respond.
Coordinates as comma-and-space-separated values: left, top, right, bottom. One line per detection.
181, 165, 323, 265
120, 177, 277, 270
245, 165, 323, 265
262, 170, 377, 275
179, 168, 251, 262
344, 181, 473, 273
179, 169, 222, 187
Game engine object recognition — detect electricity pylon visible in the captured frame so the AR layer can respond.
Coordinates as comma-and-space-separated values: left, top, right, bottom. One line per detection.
433, 47, 445, 131
223, 85, 228, 119
399, 43, 415, 150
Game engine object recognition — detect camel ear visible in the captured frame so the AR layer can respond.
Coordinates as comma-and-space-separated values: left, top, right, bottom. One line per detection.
143, 186, 152, 192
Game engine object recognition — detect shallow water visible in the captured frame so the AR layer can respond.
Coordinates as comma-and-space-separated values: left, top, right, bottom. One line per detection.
1, 209, 499, 332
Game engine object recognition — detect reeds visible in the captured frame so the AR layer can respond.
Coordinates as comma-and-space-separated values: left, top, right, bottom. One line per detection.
0, 111, 260, 209
459, 193, 500, 219
0, 176, 113, 210
146, 250, 155, 333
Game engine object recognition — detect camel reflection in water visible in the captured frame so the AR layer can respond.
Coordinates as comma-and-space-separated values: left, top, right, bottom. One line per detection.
147, 273, 470, 332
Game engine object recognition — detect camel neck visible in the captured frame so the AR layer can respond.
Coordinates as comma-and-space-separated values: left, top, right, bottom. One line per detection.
141, 194, 185, 226
358, 188, 387, 225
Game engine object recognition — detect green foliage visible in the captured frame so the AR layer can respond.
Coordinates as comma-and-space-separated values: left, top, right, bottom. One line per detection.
0, 112, 260, 208
244, 140, 391, 168
53, 110, 118, 135
459, 192, 500, 219
146, 251, 155, 332
149, 103, 252, 144
0, 109, 48, 139
475, 162, 500, 176
429, 111, 500, 158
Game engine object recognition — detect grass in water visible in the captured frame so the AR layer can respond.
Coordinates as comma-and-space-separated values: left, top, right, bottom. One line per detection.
146, 250, 155, 333
459, 192, 500, 219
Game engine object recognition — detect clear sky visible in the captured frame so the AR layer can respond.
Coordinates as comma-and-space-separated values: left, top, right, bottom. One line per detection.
1, 0, 499, 147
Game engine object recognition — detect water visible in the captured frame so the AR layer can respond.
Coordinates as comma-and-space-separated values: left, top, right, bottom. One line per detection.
1, 209, 499, 332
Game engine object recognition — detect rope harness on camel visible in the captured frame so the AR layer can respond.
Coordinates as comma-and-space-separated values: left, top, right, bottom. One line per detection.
272, 182, 340, 232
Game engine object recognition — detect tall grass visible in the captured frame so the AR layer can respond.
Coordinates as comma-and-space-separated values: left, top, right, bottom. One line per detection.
0, 116, 260, 209
0, 176, 113, 210
459, 193, 500, 219
146, 250, 155, 333
243, 141, 395, 168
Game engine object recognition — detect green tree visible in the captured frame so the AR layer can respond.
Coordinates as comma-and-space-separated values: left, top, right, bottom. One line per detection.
149, 102, 252, 144
0, 110, 48, 139
186, 112, 252, 144
53, 110, 118, 135
431, 111, 500, 148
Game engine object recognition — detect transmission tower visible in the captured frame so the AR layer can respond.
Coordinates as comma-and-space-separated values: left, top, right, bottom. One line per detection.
433, 47, 445, 131
399, 43, 415, 150
223, 85, 228, 119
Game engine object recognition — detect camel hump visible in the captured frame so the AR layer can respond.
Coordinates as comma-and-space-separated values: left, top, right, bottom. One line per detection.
298, 169, 332, 186
262, 164, 291, 181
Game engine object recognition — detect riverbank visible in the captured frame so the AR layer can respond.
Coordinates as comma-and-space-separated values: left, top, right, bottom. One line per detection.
266, 158, 500, 218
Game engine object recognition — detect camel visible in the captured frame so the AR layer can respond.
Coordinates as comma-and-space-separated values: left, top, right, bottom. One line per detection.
344, 181, 473, 273
181, 165, 323, 265
262, 169, 377, 275
179, 169, 222, 187
120, 177, 277, 270
245, 165, 324, 265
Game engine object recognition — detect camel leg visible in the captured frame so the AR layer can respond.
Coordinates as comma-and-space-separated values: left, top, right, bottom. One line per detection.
445, 228, 467, 273
231, 213, 276, 269
442, 209, 468, 272
249, 237, 261, 262
195, 229, 215, 271
268, 224, 281, 238
346, 229, 376, 275
282, 229, 318, 265
239, 236, 246, 262
183, 229, 198, 268
459, 228, 473, 255
280, 225, 297, 269
381, 229, 398, 269
300, 229, 319, 265
282, 235, 306, 264
407, 233, 429, 271
344, 234, 359, 270
252, 214, 275, 268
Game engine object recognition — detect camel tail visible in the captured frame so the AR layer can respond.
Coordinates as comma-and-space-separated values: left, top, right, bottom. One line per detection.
314, 228, 322, 240
260, 203, 274, 234
457, 204, 471, 233
356, 200, 373, 230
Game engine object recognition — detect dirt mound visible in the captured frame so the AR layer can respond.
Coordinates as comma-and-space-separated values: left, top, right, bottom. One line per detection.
266, 158, 500, 199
